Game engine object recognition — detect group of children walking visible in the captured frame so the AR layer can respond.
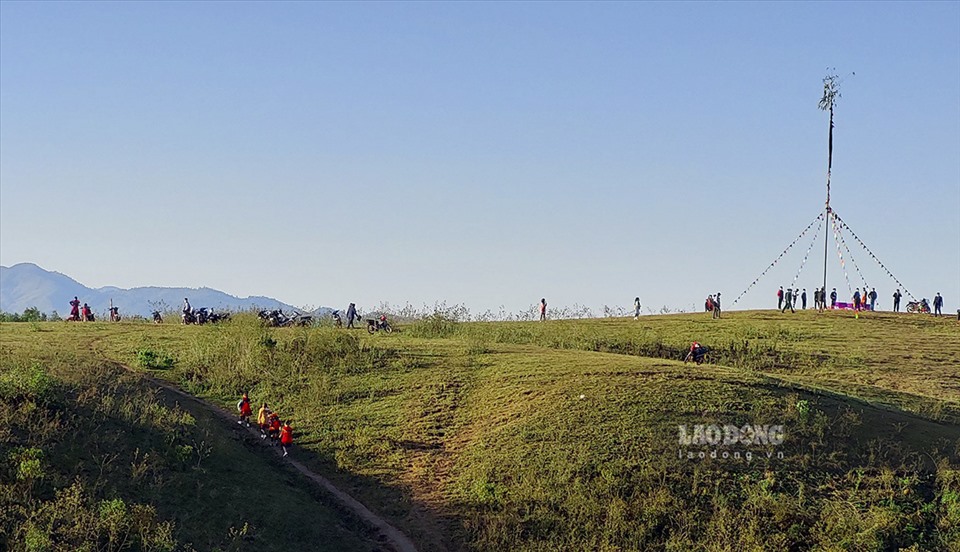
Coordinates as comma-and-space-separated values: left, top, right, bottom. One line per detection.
237, 393, 294, 457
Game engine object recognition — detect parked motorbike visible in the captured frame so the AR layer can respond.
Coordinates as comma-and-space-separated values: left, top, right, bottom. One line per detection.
259, 309, 291, 327
289, 311, 313, 327
152, 311, 163, 324
182, 309, 197, 325
366, 316, 392, 334
331, 310, 343, 328
906, 299, 931, 314
684, 345, 709, 365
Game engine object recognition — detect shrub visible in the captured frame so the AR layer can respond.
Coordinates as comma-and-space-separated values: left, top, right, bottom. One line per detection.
0, 363, 56, 402
136, 349, 175, 370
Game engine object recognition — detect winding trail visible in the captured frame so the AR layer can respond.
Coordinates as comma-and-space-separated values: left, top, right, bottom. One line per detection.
128, 365, 420, 552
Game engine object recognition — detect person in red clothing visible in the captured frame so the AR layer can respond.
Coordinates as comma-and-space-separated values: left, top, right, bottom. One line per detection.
237, 393, 252, 427
268, 412, 281, 443
280, 421, 293, 457
69, 297, 81, 321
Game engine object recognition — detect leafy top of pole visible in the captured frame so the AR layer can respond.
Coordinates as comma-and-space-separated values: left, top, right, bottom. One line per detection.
819, 71, 842, 112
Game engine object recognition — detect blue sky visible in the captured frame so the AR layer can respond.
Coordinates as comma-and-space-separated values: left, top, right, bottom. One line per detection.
1, 1, 958, 314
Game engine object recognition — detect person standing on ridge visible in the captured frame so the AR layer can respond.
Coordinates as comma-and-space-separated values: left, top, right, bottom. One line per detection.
853, 289, 861, 311
237, 393, 252, 427
869, 288, 878, 311
713, 293, 721, 319
893, 289, 902, 312
777, 287, 784, 310
634, 297, 641, 319
540, 298, 547, 321
830, 288, 838, 309
933, 293, 943, 317
280, 421, 294, 457
782, 289, 794, 313
69, 297, 81, 321
801, 289, 807, 310
345, 303, 359, 328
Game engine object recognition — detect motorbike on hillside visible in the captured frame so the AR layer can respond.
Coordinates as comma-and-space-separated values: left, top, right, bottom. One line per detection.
152, 311, 163, 324
289, 311, 313, 327
684, 343, 709, 365
367, 315, 392, 334
182, 309, 197, 325
259, 309, 292, 327
906, 299, 931, 314
331, 310, 343, 328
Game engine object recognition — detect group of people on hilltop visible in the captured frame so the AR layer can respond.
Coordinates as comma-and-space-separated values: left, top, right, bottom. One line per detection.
67, 296, 95, 322
776, 286, 946, 315
236, 393, 294, 457
704, 293, 722, 319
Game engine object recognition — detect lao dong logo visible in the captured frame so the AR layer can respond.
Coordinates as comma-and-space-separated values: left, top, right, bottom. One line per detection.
677, 423, 786, 462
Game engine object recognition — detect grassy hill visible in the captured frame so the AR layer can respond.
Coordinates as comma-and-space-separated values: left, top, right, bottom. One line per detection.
2, 309, 959, 551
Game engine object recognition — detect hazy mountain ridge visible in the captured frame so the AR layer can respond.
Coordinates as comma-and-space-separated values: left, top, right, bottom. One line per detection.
0, 263, 309, 317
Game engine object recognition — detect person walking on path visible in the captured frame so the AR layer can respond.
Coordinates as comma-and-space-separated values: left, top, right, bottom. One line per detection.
893, 289, 902, 312
713, 293, 722, 319
345, 303, 359, 329
801, 289, 807, 310
777, 287, 784, 310
782, 289, 795, 313
539, 298, 547, 321
634, 297, 641, 319
268, 412, 281, 443
237, 393, 252, 427
257, 403, 272, 439
280, 421, 294, 457
933, 293, 943, 317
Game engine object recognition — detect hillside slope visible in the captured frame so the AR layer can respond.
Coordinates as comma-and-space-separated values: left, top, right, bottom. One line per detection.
3, 310, 959, 550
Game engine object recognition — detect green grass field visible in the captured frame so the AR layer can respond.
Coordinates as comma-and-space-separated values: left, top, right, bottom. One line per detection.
2, 309, 959, 551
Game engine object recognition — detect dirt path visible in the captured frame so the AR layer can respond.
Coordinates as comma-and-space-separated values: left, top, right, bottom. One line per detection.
129, 366, 420, 552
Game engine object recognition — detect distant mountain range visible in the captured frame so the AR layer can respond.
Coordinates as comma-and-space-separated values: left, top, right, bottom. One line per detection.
0, 263, 310, 318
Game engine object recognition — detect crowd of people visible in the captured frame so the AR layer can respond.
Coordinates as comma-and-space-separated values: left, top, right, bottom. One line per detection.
67, 296, 96, 322
237, 393, 294, 457
773, 286, 946, 315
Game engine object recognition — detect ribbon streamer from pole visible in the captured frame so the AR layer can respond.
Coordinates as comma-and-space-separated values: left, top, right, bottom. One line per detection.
732, 212, 824, 306
832, 211, 917, 302
832, 212, 870, 292
790, 214, 823, 289
830, 210, 855, 298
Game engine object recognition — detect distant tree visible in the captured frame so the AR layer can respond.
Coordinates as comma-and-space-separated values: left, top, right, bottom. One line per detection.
21, 307, 46, 322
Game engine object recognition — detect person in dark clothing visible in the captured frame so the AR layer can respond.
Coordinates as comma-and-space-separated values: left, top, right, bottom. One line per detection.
782, 289, 795, 313
893, 289, 902, 312
345, 303, 359, 328
853, 290, 861, 311
713, 292, 721, 319
869, 288, 878, 310
830, 288, 837, 308
801, 289, 807, 310
777, 287, 784, 310
539, 298, 547, 321
933, 293, 943, 317
69, 297, 81, 321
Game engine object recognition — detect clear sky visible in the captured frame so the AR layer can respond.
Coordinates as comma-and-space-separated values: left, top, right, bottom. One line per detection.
1, 1, 958, 315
